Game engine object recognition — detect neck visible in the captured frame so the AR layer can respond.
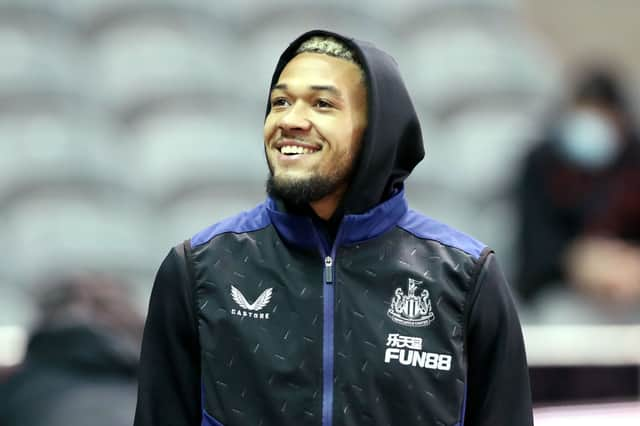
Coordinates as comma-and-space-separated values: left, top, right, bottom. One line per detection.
309, 186, 346, 220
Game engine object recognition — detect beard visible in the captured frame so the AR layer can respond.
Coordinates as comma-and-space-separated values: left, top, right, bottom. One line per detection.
264, 139, 361, 210
266, 172, 346, 209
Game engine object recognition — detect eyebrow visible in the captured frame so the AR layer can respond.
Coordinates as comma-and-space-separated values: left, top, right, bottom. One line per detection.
272, 83, 343, 99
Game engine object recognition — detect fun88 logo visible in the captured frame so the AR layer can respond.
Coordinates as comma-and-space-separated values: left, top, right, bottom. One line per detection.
384, 333, 452, 371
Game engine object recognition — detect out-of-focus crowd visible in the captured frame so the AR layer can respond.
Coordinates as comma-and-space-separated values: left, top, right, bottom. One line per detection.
0, 274, 142, 425
515, 68, 640, 323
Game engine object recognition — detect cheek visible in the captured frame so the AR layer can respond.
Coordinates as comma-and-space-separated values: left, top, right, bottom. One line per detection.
319, 117, 351, 145
263, 115, 278, 142
337, 119, 363, 156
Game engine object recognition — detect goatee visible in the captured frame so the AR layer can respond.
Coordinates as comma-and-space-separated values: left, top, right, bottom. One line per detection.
266, 174, 342, 209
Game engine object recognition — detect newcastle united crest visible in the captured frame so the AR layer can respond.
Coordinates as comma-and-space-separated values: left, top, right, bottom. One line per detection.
387, 278, 435, 327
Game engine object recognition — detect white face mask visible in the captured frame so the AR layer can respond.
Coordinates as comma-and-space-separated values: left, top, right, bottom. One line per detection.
558, 109, 621, 170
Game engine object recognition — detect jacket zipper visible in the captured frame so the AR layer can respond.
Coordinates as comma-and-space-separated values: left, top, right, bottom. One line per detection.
322, 253, 334, 426
313, 224, 343, 426
324, 256, 334, 284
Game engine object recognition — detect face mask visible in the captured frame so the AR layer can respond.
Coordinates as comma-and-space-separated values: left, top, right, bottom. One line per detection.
558, 109, 621, 170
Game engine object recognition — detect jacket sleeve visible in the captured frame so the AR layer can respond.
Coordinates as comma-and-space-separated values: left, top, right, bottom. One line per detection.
134, 243, 201, 426
463, 251, 533, 426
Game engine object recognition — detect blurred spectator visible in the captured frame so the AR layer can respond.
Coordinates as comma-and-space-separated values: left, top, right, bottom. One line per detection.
515, 67, 640, 321
0, 273, 143, 426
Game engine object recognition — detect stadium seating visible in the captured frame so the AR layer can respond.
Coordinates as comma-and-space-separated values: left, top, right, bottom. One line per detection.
240, 4, 396, 101
161, 183, 266, 247
413, 106, 538, 197
0, 5, 82, 96
121, 93, 267, 202
0, 0, 561, 330
399, 23, 555, 117
86, 4, 238, 110
2, 187, 158, 286
0, 94, 123, 200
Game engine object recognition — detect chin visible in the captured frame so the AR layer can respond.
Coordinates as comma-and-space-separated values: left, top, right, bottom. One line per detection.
266, 171, 337, 207
274, 171, 315, 183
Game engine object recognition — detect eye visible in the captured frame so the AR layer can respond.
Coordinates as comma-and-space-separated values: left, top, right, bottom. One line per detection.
271, 97, 290, 108
314, 99, 334, 109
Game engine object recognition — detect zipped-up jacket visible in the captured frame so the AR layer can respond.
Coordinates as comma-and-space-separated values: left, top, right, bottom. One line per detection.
134, 29, 533, 426
134, 190, 533, 426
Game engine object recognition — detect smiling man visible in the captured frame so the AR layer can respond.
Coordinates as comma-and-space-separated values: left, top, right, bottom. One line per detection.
134, 30, 533, 426
264, 45, 367, 220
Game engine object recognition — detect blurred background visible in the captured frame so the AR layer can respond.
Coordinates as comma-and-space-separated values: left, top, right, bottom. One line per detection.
0, 0, 638, 424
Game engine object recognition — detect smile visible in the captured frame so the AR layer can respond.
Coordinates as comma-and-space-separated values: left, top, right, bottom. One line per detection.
275, 140, 322, 156
280, 145, 317, 155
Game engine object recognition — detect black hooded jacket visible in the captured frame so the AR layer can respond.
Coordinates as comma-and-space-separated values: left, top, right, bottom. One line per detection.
135, 30, 532, 426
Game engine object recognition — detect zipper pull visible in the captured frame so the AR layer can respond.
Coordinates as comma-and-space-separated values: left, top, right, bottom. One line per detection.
324, 256, 334, 284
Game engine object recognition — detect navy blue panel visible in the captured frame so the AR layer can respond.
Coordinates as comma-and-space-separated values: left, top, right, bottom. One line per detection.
201, 380, 224, 426
201, 409, 224, 426
266, 198, 320, 251
397, 210, 486, 259
340, 189, 408, 246
193, 189, 479, 259
191, 202, 271, 247
459, 383, 468, 425
267, 190, 409, 250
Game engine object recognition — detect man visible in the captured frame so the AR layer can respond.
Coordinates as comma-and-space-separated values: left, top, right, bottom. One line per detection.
135, 30, 533, 426
516, 67, 640, 319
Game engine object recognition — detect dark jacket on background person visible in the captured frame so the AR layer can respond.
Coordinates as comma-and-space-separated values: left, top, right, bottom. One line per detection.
515, 135, 640, 302
135, 29, 533, 426
0, 325, 138, 426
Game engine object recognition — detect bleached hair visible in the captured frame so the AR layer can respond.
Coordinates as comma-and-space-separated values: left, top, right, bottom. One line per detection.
296, 36, 361, 67
294, 35, 366, 86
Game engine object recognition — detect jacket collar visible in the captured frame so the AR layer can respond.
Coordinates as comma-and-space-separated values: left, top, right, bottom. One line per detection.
266, 189, 408, 251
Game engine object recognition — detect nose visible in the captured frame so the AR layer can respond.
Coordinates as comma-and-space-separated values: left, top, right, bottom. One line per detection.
278, 102, 311, 132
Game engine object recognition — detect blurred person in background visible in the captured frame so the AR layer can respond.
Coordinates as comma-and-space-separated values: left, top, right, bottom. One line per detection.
0, 273, 143, 426
516, 67, 640, 321
135, 29, 532, 426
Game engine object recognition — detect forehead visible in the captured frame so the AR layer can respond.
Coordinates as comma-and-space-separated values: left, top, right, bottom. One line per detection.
276, 52, 363, 92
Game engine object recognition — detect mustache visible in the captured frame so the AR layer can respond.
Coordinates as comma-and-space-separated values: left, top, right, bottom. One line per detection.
274, 135, 311, 143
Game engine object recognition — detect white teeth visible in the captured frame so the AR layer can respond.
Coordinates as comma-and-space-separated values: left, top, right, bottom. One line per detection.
280, 145, 315, 155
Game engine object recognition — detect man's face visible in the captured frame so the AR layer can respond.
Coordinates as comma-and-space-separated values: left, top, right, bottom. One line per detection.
264, 52, 367, 206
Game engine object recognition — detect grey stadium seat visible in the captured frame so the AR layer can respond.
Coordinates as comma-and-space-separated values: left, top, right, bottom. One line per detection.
398, 21, 557, 118
160, 183, 266, 250
240, 4, 396, 102
122, 95, 268, 201
0, 95, 123, 199
1, 188, 158, 285
0, 5, 82, 96
411, 105, 538, 200
86, 6, 238, 110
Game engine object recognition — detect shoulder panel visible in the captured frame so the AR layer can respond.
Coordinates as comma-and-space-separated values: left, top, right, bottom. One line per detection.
190, 201, 271, 247
397, 209, 486, 259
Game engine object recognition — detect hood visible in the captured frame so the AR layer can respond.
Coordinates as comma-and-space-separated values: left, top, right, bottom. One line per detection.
265, 29, 425, 218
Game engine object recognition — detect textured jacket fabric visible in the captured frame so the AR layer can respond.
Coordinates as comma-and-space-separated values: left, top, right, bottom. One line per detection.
135, 29, 533, 426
